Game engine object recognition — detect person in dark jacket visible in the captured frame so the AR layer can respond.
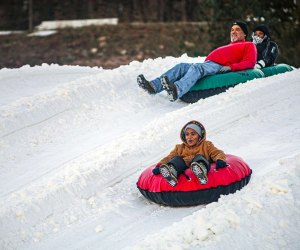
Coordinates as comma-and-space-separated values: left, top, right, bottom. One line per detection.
252, 24, 279, 69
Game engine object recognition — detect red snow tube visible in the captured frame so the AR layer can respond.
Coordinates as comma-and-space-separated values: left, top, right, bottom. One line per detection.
137, 154, 252, 206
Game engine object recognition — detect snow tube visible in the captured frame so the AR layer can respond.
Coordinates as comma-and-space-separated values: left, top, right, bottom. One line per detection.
260, 63, 293, 77
137, 154, 252, 206
180, 69, 264, 103
180, 64, 293, 103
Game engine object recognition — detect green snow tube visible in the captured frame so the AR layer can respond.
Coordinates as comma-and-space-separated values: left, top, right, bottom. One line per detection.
180, 64, 294, 104
260, 63, 293, 77
180, 68, 264, 103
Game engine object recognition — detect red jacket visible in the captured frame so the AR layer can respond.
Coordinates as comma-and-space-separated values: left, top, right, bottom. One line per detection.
205, 41, 257, 71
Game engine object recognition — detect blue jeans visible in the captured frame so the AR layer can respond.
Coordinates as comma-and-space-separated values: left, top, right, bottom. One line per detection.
150, 60, 222, 97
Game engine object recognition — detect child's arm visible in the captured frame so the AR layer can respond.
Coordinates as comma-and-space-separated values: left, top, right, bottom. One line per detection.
207, 142, 228, 170
152, 146, 180, 175
159, 145, 180, 164
207, 141, 226, 162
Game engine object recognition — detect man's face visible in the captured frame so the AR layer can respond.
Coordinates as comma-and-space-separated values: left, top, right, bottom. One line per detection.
230, 25, 246, 42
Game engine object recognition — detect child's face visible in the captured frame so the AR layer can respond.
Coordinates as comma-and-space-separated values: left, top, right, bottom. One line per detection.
254, 30, 265, 39
185, 128, 200, 146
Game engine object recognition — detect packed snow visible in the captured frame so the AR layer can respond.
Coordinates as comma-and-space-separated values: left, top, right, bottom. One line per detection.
0, 55, 299, 250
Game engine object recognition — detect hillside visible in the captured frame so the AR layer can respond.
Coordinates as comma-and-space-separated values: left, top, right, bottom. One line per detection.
0, 55, 299, 249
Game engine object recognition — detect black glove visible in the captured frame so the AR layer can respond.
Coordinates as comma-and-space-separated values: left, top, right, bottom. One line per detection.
152, 164, 161, 175
219, 66, 231, 73
216, 160, 228, 170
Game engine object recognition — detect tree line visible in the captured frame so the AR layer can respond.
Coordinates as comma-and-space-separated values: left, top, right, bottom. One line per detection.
1, 1, 297, 29
0, 0, 299, 66
1, 0, 208, 30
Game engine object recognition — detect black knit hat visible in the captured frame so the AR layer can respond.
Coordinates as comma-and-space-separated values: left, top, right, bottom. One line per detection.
253, 24, 271, 38
232, 21, 248, 37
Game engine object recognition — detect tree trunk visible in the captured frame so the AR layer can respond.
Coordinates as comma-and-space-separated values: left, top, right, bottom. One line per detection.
28, 0, 33, 32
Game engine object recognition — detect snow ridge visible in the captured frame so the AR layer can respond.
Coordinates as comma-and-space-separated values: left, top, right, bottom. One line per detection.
0, 59, 299, 250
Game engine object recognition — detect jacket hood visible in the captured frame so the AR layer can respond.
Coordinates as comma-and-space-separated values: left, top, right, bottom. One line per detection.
180, 120, 206, 146
253, 24, 271, 38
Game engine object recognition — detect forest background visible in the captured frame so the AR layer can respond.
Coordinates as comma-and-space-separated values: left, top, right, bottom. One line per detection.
0, 0, 299, 69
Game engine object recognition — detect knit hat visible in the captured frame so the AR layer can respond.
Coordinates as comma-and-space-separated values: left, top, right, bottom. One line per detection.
232, 21, 248, 37
184, 123, 202, 136
253, 24, 271, 38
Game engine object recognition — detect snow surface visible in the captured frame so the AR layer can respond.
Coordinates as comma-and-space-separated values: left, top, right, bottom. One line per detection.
0, 55, 299, 250
27, 31, 57, 37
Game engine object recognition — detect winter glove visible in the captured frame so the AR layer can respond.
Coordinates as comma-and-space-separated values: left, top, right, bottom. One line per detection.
255, 60, 265, 69
219, 66, 231, 73
215, 160, 228, 170
152, 163, 161, 175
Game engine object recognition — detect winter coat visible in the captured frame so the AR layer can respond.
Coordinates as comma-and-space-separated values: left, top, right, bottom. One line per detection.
256, 37, 278, 67
159, 121, 226, 167
205, 41, 257, 71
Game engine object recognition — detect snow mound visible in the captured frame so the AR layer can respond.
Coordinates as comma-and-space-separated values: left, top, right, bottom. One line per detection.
0, 58, 299, 250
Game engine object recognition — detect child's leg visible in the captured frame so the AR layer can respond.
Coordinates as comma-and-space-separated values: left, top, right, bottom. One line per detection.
168, 156, 188, 174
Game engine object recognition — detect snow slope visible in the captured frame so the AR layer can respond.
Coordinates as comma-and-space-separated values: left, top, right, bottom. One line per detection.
0, 55, 299, 250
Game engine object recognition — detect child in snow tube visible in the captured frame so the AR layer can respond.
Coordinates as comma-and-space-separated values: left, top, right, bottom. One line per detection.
152, 120, 228, 187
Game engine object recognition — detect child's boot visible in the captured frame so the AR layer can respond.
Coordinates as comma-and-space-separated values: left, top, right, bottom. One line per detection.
159, 163, 178, 187
190, 155, 210, 185
191, 161, 208, 184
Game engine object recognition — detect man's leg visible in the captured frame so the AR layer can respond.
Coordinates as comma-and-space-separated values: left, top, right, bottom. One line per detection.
150, 63, 192, 93
174, 61, 222, 98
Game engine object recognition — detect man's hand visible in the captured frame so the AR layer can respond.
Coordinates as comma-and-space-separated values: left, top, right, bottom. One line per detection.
219, 66, 231, 73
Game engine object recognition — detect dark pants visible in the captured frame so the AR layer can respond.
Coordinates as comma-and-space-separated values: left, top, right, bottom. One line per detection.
168, 154, 210, 174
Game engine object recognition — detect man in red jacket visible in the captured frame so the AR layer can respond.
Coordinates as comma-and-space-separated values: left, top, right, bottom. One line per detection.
137, 21, 257, 102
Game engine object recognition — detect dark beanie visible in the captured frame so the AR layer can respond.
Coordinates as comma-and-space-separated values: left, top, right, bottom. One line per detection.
232, 21, 248, 37
253, 24, 271, 37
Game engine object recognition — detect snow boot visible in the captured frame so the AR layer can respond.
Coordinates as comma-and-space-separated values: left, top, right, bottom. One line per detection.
191, 161, 208, 185
159, 156, 188, 187
191, 155, 210, 185
160, 75, 178, 102
137, 74, 156, 95
159, 163, 178, 187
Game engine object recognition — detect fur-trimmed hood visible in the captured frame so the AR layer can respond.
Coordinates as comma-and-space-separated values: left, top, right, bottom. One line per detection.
180, 120, 206, 146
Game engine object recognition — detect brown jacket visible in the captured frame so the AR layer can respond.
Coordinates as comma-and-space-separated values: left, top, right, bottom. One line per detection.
159, 121, 226, 166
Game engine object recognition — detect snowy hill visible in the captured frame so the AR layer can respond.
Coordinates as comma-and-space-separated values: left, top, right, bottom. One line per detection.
0, 55, 299, 250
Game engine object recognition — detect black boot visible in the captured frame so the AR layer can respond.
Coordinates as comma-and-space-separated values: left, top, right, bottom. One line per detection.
190, 155, 210, 185
159, 156, 188, 187
137, 74, 156, 95
160, 75, 178, 102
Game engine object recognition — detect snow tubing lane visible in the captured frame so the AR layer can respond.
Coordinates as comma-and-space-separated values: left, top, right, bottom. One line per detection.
137, 154, 252, 206
180, 64, 293, 103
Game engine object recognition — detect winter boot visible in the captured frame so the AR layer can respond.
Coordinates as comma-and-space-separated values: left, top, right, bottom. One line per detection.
137, 74, 156, 95
159, 163, 178, 187
160, 75, 178, 102
190, 161, 208, 185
